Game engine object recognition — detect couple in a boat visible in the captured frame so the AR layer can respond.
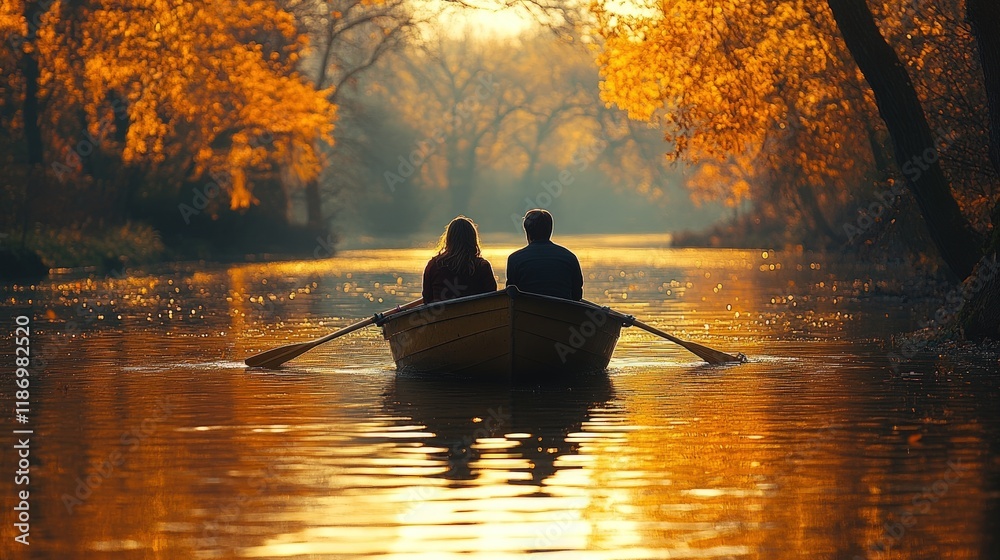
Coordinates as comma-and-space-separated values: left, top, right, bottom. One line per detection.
422, 209, 583, 304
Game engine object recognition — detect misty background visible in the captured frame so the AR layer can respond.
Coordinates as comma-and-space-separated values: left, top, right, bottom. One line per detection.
294, 29, 728, 245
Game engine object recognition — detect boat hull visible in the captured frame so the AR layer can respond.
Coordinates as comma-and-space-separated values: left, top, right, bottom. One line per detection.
379, 288, 623, 381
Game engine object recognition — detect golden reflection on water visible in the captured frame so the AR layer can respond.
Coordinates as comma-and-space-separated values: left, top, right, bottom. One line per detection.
0, 239, 996, 559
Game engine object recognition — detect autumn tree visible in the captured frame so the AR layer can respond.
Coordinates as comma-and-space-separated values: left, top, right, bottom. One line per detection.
825, 0, 983, 278
1, 0, 336, 257
594, 0, 996, 244
594, 0, 999, 335
593, 0, 885, 248
962, 0, 1000, 339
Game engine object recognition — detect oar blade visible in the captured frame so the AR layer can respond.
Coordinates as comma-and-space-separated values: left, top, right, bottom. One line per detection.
677, 340, 743, 365
244, 342, 313, 368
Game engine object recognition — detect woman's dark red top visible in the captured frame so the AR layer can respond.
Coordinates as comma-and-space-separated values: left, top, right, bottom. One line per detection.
421, 255, 497, 303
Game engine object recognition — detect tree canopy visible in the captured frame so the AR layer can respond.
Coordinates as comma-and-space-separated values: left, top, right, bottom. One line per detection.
592, 0, 996, 251
2, 0, 336, 213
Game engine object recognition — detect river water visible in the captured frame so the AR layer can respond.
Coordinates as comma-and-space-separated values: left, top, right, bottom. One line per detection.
1, 236, 997, 559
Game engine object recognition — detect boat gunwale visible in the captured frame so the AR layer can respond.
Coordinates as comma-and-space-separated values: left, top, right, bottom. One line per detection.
378, 286, 625, 327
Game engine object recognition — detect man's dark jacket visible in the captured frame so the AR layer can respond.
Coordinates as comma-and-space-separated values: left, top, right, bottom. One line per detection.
505, 240, 583, 300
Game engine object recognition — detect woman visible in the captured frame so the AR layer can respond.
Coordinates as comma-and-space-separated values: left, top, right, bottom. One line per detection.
422, 216, 497, 303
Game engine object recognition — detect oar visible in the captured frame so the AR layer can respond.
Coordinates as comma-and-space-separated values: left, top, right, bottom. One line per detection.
245, 298, 424, 369
590, 302, 743, 365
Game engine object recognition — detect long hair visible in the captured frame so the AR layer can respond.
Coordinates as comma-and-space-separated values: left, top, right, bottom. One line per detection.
435, 216, 482, 275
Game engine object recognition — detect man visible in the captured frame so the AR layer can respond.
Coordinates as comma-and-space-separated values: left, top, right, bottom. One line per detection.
506, 209, 584, 300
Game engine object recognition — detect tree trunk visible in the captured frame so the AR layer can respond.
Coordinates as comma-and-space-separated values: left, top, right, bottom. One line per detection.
21, 1, 45, 165
446, 141, 476, 217
956, 0, 1000, 340
796, 183, 839, 242
862, 118, 892, 178
826, 0, 983, 279
304, 178, 323, 232
17, 1, 51, 246
447, 161, 475, 217
967, 0, 1000, 176
21, 55, 42, 165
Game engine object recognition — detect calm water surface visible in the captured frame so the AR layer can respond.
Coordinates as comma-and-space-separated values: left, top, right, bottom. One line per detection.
1, 237, 998, 559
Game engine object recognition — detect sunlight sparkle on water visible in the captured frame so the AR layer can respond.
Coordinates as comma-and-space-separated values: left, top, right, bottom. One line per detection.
1, 241, 996, 559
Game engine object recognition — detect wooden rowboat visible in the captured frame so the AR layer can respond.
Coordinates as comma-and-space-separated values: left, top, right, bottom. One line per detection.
377, 286, 624, 380
245, 283, 738, 371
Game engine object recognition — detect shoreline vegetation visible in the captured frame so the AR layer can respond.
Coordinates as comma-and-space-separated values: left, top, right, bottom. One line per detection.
4, 221, 997, 366
0, 220, 333, 281
0, 216, 962, 278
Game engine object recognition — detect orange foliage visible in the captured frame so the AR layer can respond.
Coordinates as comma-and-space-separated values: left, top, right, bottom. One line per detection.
593, 0, 874, 209
592, 0, 996, 233
4, 0, 335, 210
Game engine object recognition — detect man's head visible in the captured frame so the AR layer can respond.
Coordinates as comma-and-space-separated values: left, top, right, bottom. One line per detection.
522, 209, 553, 242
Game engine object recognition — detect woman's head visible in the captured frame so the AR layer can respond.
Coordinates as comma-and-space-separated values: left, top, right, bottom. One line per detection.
436, 216, 482, 274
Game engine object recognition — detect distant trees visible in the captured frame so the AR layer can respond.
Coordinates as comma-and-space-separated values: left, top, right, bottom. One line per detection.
326, 29, 707, 238
394, 36, 523, 217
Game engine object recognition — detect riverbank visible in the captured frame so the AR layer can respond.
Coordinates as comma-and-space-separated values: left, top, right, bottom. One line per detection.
0, 219, 333, 281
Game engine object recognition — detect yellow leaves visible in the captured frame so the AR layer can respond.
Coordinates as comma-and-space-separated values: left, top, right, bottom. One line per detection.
687, 156, 753, 209
592, 0, 879, 209
24, 0, 336, 211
